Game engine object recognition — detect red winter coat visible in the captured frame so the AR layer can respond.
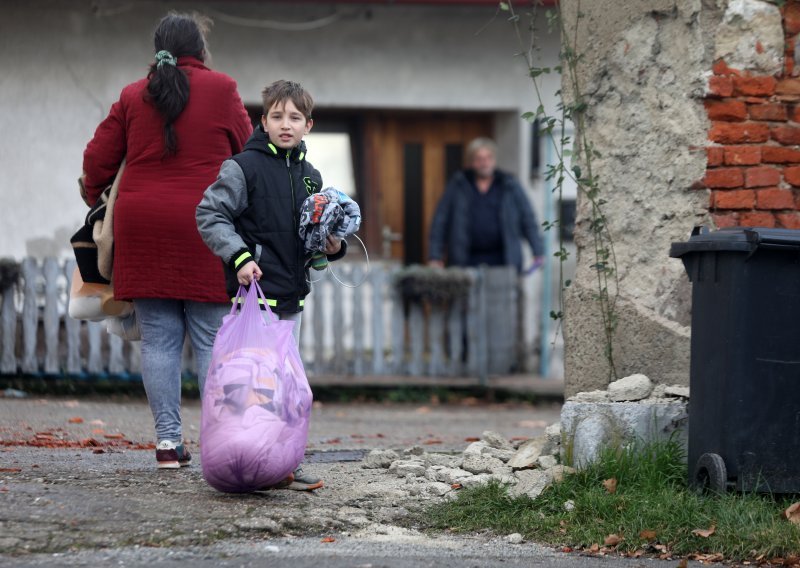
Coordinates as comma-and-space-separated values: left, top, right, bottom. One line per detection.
82, 57, 252, 303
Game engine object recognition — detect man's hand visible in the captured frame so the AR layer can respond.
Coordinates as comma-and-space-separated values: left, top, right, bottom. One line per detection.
237, 260, 262, 285
324, 235, 342, 254
428, 260, 444, 269
524, 256, 545, 275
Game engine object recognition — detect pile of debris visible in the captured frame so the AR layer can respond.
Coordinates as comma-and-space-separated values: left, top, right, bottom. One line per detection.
363, 427, 573, 500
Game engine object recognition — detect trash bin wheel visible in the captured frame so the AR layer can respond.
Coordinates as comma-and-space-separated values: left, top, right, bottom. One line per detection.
693, 453, 728, 495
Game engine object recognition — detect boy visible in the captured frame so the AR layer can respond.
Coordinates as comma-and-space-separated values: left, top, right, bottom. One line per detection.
196, 80, 346, 491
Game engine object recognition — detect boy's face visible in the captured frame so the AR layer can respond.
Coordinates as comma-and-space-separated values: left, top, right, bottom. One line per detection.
261, 99, 313, 150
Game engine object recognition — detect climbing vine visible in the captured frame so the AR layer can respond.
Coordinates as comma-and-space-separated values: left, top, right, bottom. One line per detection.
501, 0, 619, 380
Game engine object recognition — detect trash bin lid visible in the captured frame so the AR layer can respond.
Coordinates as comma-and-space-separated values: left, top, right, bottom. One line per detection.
669, 226, 800, 258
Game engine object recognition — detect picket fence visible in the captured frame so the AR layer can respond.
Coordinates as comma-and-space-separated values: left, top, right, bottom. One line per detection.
0, 258, 523, 383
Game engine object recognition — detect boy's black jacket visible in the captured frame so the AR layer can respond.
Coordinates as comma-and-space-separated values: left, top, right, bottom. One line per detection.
226, 125, 342, 312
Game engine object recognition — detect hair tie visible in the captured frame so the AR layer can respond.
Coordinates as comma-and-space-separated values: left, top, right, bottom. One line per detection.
155, 50, 177, 68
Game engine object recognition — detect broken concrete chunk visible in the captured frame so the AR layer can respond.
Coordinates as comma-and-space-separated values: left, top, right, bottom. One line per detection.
507, 438, 545, 470
506, 533, 524, 544
510, 469, 554, 499
462, 454, 505, 475
549, 465, 576, 483
481, 446, 516, 463
362, 449, 401, 469
664, 385, 689, 398
608, 374, 654, 402
481, 430, 514, 450
570, 390, 610, 403
463, 441, 489, 456
536, 455, 558, 470
388, 459, 427, 477
430, 467, 474, 484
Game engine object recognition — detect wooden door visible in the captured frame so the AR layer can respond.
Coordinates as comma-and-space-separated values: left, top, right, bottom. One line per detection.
364, 112, 492, 264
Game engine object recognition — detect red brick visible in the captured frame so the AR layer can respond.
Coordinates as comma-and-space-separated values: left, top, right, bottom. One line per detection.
723, 146, 761, 166
712, 212, 739, 228
785, 166, 800, 186
762, 146, 800, 163
705, 100, 747, 121
712, 58, 739, 76
776, 78, 800, 96
709, 122, 770, 144
776, 211, 800, 228
733, 76, 777, 97
710, 102, 749, 121
707, 146, 724, 167
745, 166, 781, 187
704, 168, 744, 188
708, 75, 734, 97
713, 189, 755, 209
748, 103, 788, 121
756, 188, 796, 209
771, 125, 800, 145
739, 211, 776, 227
790, 105, 800, 122
785, 2, 800, 35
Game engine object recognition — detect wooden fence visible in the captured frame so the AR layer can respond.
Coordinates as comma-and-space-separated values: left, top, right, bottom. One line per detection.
0, 258, 524, 383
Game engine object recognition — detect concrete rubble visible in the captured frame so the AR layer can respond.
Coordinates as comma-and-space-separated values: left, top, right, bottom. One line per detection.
364, 428, 575, 501
561, 374, 690, 467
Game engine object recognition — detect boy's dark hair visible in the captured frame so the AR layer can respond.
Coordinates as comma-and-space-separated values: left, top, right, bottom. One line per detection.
261, 80, 314, 120
146, 12, 211, 156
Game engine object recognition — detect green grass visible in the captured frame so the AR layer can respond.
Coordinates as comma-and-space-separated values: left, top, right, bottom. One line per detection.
424, 438, 800, 562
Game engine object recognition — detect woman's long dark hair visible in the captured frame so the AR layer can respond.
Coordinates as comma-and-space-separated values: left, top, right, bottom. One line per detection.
146, 13, 209, 156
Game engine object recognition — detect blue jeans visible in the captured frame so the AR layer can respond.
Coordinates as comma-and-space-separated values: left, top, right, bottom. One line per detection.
134, 298, 229, 443
273, 311, 302, 346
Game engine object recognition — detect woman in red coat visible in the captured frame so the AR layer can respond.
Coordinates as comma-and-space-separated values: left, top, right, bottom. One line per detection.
82, 13, 252, 469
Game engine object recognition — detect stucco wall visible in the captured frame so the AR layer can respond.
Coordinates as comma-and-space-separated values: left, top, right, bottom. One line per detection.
560, 0, 723, 395
0, 1, 562, 260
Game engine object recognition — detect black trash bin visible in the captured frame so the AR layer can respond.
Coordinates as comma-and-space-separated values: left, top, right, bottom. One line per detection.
670, 226, 800, 493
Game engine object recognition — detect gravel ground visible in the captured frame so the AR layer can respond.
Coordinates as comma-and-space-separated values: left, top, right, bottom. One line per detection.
0, 396, 701, 567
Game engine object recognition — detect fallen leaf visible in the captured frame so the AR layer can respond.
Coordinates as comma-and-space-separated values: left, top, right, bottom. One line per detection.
464, 437, 480, 442
604, 534, 622, 546
91, 429, 105, 435
321, 537, 336, 543
415, 406, 431, 414
0, 486, 8, 492
691, 524, 716, 538
639, 529, 657, 540
785, 502, 800, 524
589, 543, 600, 553
603, 478, 618, 494
561, 547, 573, 553
89, 420, 105, 426
0, 468, 22, 473
676, 559, 688, 568
92, 449, 105, 454
103, 433, 125, 440
422, 439, 443, 445
450, 483, 462, 490
67, 417, 84, 424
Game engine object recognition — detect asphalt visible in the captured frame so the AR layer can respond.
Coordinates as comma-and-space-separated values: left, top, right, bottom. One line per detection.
0, 395, 703, 567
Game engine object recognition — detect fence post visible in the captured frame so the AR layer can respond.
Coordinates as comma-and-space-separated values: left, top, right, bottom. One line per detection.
63, 261, 83, 375
332, 267, 345, 375
428, 304, 446, 376
390, 268, 405, 374
352, 264, 364, 376
42, 258, 61, 375
86, 321, 104, 375
447, 297, 464, 377
371, 265, 385, 375
0, 272, 17, 374
407, 303, 424, 376
21, 258, 40, 374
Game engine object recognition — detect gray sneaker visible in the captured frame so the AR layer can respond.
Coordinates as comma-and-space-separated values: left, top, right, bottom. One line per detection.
285, 466, 323, 491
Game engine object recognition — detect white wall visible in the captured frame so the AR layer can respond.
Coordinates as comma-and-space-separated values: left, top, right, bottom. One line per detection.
0, 1, 561, 259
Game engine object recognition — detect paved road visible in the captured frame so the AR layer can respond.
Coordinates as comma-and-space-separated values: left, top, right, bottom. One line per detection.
0, 397, 700, 567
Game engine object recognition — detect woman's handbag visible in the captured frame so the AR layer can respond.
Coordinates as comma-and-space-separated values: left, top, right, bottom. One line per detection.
69, 161, 134, 325
201, 284, 313, 493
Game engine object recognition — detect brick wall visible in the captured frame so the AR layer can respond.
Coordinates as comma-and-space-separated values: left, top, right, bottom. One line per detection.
702, 2, 800, 229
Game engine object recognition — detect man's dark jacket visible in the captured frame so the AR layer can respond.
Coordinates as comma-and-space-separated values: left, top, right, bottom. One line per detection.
428, 169, 543, 272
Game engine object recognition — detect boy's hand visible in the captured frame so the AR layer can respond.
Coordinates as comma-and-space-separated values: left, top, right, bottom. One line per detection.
324, 235, 342, 254
237, 261, 262, 285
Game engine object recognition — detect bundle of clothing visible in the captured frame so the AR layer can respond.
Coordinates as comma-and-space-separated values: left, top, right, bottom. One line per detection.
298, 187, 361, 270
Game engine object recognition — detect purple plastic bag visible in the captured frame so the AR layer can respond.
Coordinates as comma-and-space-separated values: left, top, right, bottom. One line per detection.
201, 284, 312, 493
